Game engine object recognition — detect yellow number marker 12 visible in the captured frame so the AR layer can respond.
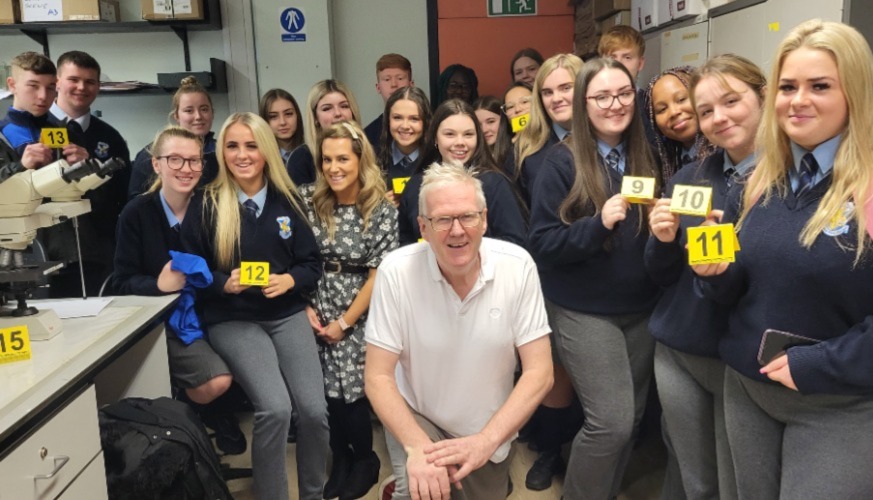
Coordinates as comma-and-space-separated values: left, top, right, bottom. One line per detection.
511, 113, 530, 133
240, 261, 270, 286
40, 128, 69, 148
686, 223, 740, 265
670, 185, 713, 217
620, 176, 656, 204
0, 325, 32, 364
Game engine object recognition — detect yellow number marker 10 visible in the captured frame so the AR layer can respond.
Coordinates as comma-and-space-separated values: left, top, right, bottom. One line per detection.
240, 261, 270, 286
0, 325, 32, 364
670, 185, 713, 216
511, 113, 529, 133
40, 128, 69, 148
620, 176, 656, 204
686, 223, 740, 265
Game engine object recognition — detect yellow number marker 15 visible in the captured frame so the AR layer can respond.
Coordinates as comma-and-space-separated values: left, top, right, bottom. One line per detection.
40, 128, 69, 148
620, 176, 656, 204
686, 223, 740, 265
0, 325, 32, 364
670, 185, 713, 217
240, 261, 270, 286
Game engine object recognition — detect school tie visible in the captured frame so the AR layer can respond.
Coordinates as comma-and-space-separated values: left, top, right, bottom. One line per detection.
399, 156, 413, 172
243, 199, 259, 218
172, 223, 181, 233
65, 118, 84, 138
796, 153, 819, 198
605, 149, 621, 173
681, 153, 693, 165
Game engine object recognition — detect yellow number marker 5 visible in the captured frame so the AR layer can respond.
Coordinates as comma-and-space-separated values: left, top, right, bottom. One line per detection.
40, 128, 69, 148
670, 185, 713, 216
620, 176, 656, 204
686, 223, 740, 265
0, 325, 32, 364
240, 261, 270, 286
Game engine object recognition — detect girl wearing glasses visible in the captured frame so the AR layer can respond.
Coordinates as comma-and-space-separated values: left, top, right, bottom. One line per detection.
503, 81, 533, 139
528, 58, 659, 500
287, 80, 363, 187
377, 87, 432, 209
182, 113, 328, 500
646, 54, 766, 499
129, 76, 219, 198
114, 126, 245, 455
694, 20, 873, 498
397, 99, 525, 247
301, 121, 398, 500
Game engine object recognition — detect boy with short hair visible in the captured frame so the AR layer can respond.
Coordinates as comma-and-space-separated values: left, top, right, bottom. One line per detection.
598, 25, 646, 80
364, 53, 414, 152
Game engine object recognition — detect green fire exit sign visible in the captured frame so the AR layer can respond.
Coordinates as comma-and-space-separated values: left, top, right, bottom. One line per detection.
488, 0, 537, 17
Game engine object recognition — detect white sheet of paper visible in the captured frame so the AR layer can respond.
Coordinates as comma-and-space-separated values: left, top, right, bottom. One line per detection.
22, 0, 63, 22
35, 297, 114, 319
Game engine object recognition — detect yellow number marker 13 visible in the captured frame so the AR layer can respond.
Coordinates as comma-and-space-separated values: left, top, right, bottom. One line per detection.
620, 176, 656, 204
670, 185, 713, 217
0, 325, 32, 364
40, 128, 69, 148
240, 261, 270, 286
686, 223, 741, 265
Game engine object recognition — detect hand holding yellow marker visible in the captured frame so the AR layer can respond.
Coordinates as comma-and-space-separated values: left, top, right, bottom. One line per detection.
40, 128, 69, 148
686, 223, 741, 265
620, 176, 656, 204
240, 261, 270, 286
670, 185, 713, 217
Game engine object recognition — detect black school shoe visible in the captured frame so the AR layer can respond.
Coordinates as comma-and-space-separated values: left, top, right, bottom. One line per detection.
525, 449, 564, 491
339, 451, 380, 500
205, 413, 247, 455
323, 448, 353, 499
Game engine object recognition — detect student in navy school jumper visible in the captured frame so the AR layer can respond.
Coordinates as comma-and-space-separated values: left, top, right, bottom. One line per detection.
528, 57, 660, 500
646, 54, 766, 500
692, 20, 873, 500
396, 99, 525, 247
473, 95, 513, 177
377, 86, 431, 209
512, 53, 583, 207
182, 113, 328, 500
259, 88, 305, 165
286, 79, 363, 187
364, 53, 414, 156
646, 67, 718, 187
128, 77, 219, 198
113, 125, 246, 456
434, 64, 478, 107
509, 47, 544, 86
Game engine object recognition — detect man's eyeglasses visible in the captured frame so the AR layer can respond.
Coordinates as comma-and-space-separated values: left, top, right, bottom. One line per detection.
423, 211, 484, 231
586, 90, 636, 110
501, 96, 532, 114
157, 155, 204, 171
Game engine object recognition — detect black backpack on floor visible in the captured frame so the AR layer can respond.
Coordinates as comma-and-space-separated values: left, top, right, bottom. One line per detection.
99, 397, 232, 500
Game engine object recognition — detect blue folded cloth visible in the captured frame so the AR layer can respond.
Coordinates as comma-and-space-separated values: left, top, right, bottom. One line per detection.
167, 250, 213, 345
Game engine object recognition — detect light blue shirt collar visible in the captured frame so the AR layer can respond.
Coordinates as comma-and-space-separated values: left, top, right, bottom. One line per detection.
681, 144, 698, 164
159, 190, 180, 228
552, 123, 570, 141
49, 102, 91, 131
723, 150, 755, 178
789, 134, 840, 192
237, 184, 269, 217
391, 142, 420, 165
597, 139, 627, 173
280, 147, 293, 164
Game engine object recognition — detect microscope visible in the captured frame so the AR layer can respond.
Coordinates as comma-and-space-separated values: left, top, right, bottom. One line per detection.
0, 157, 125, 340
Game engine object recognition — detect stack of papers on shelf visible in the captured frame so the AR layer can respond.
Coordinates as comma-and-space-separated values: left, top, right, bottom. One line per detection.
100, 81, 162, 92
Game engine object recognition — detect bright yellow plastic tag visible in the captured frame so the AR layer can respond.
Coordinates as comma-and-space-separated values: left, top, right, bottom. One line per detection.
670, 185, 713, 216
392, 177, 410, 195
511, 113, 530, 133
687, 223, 739, 265
40, 128, 69, 148
240, 261, 270, 286
620, 176, 656, 203
0, 325, 31, 364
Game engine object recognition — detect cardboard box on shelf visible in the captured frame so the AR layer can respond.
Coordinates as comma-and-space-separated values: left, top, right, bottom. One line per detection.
0, 0, 20, 24
141, 0, 203, 21
598, 10, 633, 34
20, 0, 119, 23
593, 0, 632, 20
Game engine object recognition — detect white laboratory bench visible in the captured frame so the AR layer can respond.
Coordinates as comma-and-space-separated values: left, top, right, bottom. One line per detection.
0, 295, 177, 500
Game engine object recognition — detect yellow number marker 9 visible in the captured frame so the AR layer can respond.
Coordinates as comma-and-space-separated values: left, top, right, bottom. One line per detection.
240, 261, 270, 286
620, 176, 656, 204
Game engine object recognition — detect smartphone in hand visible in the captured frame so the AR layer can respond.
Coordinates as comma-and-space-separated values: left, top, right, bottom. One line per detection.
757, 329, 820, 366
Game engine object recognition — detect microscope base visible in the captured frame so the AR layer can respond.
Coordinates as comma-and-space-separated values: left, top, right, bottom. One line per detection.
0, 309, 63, 341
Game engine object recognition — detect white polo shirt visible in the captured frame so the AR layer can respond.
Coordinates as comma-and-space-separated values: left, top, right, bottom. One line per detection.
366, 237, 550, 462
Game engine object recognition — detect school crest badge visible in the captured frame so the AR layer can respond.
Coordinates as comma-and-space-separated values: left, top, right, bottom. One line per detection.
94, 141, 110, 159
823, 201, 853, 237
277, 216, 292, 239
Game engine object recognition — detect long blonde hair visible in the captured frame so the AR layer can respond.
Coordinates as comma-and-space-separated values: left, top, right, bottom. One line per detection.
304, 80, 362, 156
205, 112, 307, 271
740, 19, 873, 261
514, 53, 584, 176
146, 126, 203, 193
312, 121, 387, 240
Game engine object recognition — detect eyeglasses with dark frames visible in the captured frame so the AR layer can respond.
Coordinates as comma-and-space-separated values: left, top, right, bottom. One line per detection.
423, 211, 484, 231
157, 155, 204, 172
586, 90, 636, 110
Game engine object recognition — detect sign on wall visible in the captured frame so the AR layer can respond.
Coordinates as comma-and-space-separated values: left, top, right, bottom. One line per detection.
280, 7, 306, 42
487, 0, 536, 17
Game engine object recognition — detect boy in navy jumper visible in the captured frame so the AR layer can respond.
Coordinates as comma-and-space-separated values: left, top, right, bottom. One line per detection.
363, 53, 414, 154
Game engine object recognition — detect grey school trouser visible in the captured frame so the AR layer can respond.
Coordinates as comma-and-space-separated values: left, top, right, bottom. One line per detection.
655, 343, 736, 500
209, 311, 329, 500
548, 301, 655, 500
724, 367, 873, 500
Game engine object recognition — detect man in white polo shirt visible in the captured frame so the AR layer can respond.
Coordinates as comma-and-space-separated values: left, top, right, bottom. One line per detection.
365, 162, 554, 500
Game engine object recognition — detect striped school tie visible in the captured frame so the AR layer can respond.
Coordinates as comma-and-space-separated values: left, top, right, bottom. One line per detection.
605, 149, 621, 173
795, 153, 819, 198
243, 199, 259, 218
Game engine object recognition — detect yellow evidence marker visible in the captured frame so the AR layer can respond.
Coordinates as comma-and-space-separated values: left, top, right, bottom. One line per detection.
670, 185, 713, 217
40, 128, 69, 148
686, 223, 741, 265
511, 113, 530, 133
0, 325, 31, 364
621, 176, 656, 204
240, 261, 270, 286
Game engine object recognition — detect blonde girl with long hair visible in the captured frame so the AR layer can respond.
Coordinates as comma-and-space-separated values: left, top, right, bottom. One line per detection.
182, 112, 328, 500
301, 121, 398, 499
693, 20, 873, 499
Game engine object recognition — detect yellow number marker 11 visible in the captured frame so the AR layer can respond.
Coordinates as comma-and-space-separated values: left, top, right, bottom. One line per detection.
240, 261, 270, 286
620, 176, 656, 204
0, 325, 32, 364
686, 223, 741, 265
670, 185, 713, 217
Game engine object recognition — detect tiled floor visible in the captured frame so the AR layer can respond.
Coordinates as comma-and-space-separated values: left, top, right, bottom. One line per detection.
222, 414, 665, 499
